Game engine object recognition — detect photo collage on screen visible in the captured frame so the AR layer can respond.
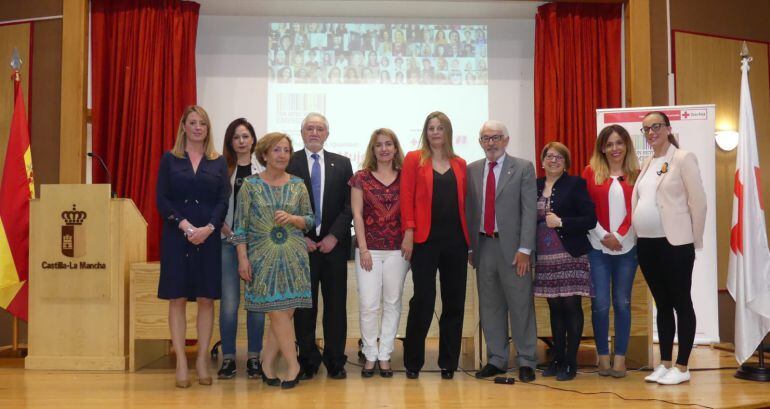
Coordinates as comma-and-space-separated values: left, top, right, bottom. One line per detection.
268, 23, 488, 85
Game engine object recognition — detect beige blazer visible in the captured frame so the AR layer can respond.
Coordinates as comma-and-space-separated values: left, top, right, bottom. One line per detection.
631, 144, 707, 249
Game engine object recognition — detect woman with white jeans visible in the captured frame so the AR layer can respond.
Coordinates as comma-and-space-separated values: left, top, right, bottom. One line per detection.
349, 128, 410, 377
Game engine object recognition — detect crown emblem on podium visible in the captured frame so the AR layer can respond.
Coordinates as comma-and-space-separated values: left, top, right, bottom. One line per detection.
62, 204, 87, 226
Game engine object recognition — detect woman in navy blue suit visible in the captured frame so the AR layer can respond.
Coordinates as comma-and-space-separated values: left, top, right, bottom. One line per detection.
157, 105, 230, 388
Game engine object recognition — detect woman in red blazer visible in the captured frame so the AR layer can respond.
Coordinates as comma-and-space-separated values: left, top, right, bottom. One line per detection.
582, 124, 640, 379
400, 111, 469, 380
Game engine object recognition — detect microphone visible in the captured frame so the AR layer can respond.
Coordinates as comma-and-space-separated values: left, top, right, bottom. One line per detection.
617, 176, 625, 182
87, 152, 116, 198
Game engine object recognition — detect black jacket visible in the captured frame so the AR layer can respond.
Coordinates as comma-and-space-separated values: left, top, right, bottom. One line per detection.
287, 149, 353, 254
536, 174, 596, 258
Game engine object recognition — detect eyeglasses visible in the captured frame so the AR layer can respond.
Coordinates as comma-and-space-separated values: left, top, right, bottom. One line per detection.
640, 123, 666, 134
544, 154, 564, 162
479, 134, 504, 143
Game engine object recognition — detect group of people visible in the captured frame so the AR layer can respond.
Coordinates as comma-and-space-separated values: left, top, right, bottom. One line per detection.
156, 107, 706, 389
268, 22, 488, 85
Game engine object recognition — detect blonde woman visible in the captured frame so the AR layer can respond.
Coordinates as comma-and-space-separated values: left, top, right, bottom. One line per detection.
157, 105, 230, 388
349, 129, 409, 378
582, 125, 640, 378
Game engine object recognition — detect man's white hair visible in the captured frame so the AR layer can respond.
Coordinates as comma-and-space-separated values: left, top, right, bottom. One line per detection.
301, 112, 329, 133
479, 120, 509, 139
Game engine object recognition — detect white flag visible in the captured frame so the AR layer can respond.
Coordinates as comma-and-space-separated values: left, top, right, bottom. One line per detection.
727, 56, 770, 364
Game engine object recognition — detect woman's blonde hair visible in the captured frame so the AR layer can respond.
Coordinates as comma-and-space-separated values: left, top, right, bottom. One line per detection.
419, 111, 457, 165
171, 105, 219, 160
255, 132, 293, 167
589, 124, 640, 185
361, 128, 404, 171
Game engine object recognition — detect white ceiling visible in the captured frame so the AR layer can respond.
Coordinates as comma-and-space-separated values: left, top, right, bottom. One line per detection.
195, 0, 544, 19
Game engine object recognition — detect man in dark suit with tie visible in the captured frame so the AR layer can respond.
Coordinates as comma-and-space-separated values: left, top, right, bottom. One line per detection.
288, 112, 353, 380
466, 120, 538, 382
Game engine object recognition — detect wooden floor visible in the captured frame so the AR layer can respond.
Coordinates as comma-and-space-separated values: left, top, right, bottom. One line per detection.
1, 341, 768, 409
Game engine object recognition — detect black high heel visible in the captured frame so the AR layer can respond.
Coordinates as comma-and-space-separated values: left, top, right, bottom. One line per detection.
281, 376, 300, 389
261, 372, 280, 387
379, 360, 393, 378
361, 360, 376, 378
281, 367, 301, 389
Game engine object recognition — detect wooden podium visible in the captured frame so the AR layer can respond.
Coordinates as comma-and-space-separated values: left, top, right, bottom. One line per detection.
25, 184, 147, 370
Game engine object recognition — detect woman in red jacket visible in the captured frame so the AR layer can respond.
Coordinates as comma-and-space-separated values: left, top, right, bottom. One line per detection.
400, 111, 469, 380
582, 125, 640, 379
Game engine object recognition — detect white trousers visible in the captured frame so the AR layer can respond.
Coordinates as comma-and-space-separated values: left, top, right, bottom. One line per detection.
355, 249, 410, 361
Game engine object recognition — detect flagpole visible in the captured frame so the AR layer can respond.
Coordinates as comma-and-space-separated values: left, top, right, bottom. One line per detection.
733, 42, 770, 382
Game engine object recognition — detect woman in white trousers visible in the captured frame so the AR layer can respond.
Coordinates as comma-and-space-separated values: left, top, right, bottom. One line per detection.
349, 128, 410, 377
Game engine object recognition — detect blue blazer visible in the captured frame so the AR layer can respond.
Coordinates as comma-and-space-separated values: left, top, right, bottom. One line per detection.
537, 174, 596, 258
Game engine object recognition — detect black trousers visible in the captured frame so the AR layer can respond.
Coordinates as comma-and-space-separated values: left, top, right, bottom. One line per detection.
637, 237, 696, 366
404, 234, 468, 372
293, 244, 348, 373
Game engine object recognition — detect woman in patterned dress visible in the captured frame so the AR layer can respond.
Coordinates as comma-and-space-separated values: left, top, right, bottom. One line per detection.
350, 128, 410, 378
534, 142, 596, 381
233, 132, 314, 389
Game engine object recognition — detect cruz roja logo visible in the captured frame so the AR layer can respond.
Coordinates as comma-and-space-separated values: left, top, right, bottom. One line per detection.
61, 204, 87, 257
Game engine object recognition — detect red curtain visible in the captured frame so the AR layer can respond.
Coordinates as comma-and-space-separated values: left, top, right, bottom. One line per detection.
91, 0, 199, 260
534, 2, 622, 176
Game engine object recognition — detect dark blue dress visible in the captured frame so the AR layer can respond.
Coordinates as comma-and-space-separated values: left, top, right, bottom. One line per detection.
156, 151, 230, 300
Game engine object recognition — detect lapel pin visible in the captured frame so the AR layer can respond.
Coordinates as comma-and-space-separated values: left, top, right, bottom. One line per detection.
331, 162, 335, 167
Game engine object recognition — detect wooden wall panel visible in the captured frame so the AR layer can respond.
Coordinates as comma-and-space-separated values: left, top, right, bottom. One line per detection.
58, 0, 88, 183
0, 0, 61, 21
30, 19, 63, 189
624, 0, 653, 107
673, 31, 770, 289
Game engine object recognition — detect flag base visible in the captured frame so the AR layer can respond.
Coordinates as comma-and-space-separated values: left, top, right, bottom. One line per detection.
735, 364, 770, 382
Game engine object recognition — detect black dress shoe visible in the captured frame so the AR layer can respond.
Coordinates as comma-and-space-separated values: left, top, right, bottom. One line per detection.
542, 360, 559, 377
405, 370, 420, 379
328, 368, 347, 379
475, 364, 506, 378
556, 364, 576, 381
518, 366, 536, 383
440, 369, 454, 379
261, 372, 281, 387
217, 358, 236, 379
246, 358, 262, 379
298, 367, 317, 380
281, 377, 300, 389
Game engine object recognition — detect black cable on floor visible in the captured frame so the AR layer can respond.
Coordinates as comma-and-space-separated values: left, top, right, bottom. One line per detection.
520, 380, 716, 409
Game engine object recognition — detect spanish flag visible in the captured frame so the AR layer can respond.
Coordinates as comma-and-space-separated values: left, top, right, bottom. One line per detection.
0, 72, 34, 321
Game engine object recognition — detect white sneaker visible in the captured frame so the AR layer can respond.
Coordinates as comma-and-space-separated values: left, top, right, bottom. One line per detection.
657, 367, 690, 385
644, 365, 669, 383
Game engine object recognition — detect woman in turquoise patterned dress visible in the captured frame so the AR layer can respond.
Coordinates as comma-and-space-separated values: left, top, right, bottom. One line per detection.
233, 132, 313, 389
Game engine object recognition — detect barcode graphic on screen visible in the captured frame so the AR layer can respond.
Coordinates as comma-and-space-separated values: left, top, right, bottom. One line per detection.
633, 132, 653, 162
276, 93, 327, 124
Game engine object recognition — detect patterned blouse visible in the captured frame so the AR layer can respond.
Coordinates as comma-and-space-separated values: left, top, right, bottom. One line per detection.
232, 175, 314, 312
348, 169, 403, 250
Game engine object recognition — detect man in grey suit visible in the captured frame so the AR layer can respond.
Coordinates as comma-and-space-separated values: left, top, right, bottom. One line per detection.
466, 120, 538, 382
